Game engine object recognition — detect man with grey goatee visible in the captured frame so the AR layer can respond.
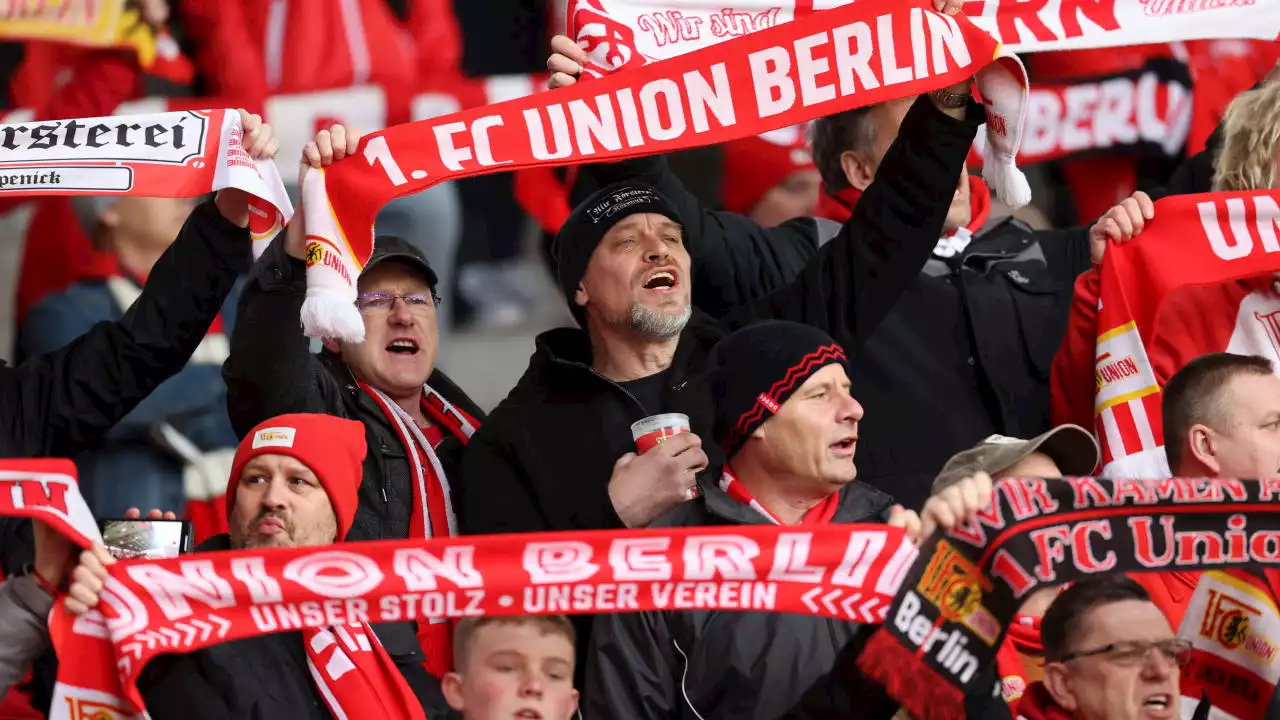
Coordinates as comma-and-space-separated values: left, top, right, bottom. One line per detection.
457, 85, 985, 679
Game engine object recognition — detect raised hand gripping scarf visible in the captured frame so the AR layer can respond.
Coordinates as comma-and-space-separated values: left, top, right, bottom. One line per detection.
1089, 190, 1280, 477
859, 476, 1280, 720
0, 109, 294, 249
298, 0, 1002, 340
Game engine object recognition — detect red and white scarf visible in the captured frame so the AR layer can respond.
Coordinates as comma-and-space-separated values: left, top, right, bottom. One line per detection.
719, 465, 839, 525
1177, 570, 1280, 720
357, 380, 478, 678
1088, 190, 1280, 477
14, 460, 914, 718
303, 624, 427, 720
0, 109, 292, 250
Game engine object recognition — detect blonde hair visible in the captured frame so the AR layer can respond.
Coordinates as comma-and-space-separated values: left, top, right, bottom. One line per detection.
1212, 82, 1280, 192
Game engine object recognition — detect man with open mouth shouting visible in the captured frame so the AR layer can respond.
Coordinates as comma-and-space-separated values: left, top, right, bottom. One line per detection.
457, 59, 986, 690
223, 124, 485, 710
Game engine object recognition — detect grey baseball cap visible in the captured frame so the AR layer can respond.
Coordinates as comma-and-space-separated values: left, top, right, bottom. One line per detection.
933, 424, 1100, 492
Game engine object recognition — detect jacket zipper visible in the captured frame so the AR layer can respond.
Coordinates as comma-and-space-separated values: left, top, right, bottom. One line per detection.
589, 368, 649, 417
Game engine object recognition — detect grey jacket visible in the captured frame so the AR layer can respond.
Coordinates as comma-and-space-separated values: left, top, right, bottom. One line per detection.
0, 575, 53, 695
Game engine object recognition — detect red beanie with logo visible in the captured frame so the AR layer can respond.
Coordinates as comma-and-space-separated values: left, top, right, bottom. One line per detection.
721, 125, 816, 215
227, 413, 368, 540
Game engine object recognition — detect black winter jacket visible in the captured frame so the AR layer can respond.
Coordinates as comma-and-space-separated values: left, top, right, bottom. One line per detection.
138, 534, 451, 719
586, 143, 1093, 515
585, 475, 896, 719
1, 199, 248, 458
458, 98, 984, 672
223, 234, 486, 543
846, 219, 1092, 512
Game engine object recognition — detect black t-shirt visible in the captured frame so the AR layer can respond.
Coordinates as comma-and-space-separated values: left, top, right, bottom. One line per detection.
618, 372, 667, 415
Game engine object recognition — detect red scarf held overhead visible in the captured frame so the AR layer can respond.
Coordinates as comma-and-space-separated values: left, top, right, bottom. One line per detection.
1086, 190, 1280, 477
719, 465, 838, 525
356, 380, 479, 679
295, 0, 1000, 342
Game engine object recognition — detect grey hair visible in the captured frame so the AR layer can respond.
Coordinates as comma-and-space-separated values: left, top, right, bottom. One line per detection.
629, 302, 692, 340
808, 107, 876, 192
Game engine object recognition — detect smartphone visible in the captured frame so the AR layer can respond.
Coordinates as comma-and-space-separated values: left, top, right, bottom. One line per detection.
98, 519, 194, 560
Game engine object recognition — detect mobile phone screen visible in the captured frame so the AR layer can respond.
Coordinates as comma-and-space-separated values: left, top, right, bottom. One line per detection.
100, 520, 188, 560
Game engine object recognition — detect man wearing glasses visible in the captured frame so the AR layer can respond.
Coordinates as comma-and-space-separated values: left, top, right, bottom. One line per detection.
223, 124, 485, 698
1018, 575, 1188, 720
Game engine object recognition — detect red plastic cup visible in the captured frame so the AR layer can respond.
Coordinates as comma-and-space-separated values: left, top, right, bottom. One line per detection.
631, 413, 691, 454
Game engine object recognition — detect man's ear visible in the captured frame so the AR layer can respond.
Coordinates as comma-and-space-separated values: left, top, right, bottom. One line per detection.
1189, 425, 1222, 475
441, 671, 466, 711
839, 149, 877, 192
321, 337, 341, 354
751, 422, 767, 440
1042, 663, 1080, 712
573, 281, 588, 309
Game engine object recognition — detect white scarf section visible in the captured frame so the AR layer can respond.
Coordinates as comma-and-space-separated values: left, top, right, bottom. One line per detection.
362, 383, 476, 539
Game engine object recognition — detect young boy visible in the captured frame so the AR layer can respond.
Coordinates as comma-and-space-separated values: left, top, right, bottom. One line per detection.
442, 616, 579, 720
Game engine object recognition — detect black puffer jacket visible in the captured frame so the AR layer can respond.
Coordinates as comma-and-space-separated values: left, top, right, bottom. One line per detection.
223, 234, 486, 543
585, 476, 896, 719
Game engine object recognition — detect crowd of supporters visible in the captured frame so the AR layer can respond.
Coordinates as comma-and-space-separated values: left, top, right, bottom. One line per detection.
0, 0, 1278, 718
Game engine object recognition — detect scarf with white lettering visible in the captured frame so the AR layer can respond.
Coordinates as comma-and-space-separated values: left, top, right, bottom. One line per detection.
859, 476, 1280, 720
1083, 190, 1280, 477
0, 109, 292, 251
569, 0, 1033, 212
7, 461, 1276, 719
297, 0, 1002, 341
356, 380, 478, 678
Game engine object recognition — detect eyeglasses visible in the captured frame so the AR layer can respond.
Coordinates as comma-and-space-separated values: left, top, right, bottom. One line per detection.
1058, 638, 1193, 668
354, 292, 439, 314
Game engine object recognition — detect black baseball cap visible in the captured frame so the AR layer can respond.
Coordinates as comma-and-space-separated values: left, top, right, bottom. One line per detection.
361, 235, 438, 291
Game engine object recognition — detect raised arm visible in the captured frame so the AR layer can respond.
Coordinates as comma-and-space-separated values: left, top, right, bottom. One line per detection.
223, 123, 364, 436
548, 35, 820, 319
726, 95, 984, 349
0, 110, 275, 458
222, 233, 334, 435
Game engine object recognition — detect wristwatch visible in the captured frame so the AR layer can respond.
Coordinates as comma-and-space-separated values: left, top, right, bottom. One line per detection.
928, 88, 970, 109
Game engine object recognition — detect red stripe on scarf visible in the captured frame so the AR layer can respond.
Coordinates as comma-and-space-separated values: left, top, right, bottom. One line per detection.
359, 382, 478, 678
720, 465, 838, 525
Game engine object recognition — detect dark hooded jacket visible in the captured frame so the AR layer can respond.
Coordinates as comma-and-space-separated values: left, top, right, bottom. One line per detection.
457, 98, 985, 677
584, 475, 896, 719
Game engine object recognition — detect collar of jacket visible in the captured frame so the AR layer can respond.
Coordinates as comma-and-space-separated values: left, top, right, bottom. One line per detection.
529, 319, 719, 398
694, 473, 896, 526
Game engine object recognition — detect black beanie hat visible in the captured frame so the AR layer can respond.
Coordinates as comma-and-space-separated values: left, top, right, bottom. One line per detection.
553, 182, 684, 326
709, 321, 849, 459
